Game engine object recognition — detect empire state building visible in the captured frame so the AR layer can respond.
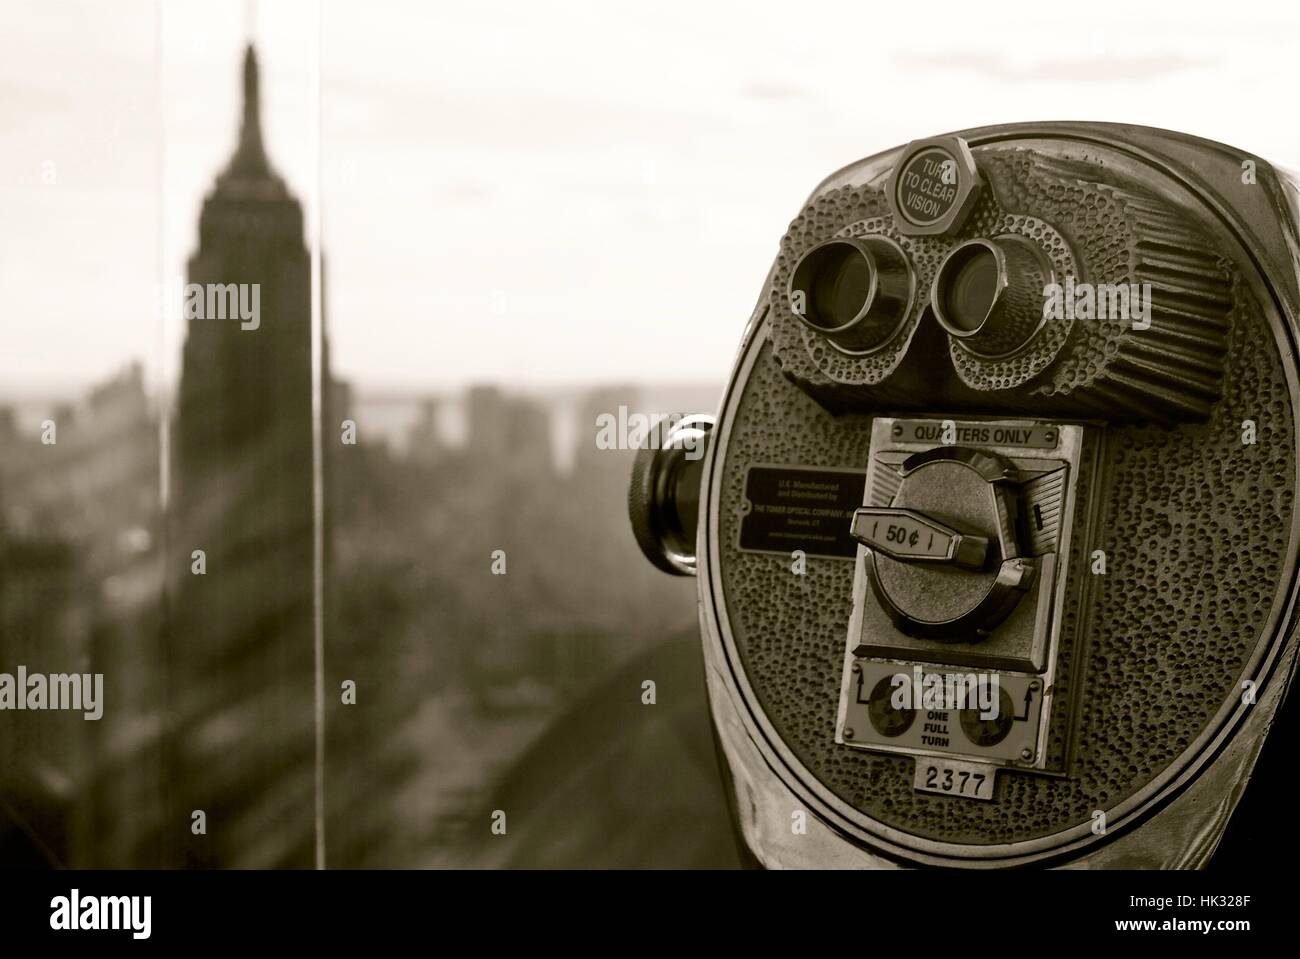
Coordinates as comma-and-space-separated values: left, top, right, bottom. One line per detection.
166, 45, 327, 868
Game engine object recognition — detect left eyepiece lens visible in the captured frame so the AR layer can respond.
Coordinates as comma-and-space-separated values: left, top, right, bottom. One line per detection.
789, 237, 912, 353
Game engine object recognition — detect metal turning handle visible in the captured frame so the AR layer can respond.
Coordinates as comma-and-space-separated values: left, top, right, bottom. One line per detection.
850, 507, 990, 570
627, 414, 715, 576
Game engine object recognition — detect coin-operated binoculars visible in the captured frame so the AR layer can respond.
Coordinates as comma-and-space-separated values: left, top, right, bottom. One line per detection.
629, 123, 1300, 868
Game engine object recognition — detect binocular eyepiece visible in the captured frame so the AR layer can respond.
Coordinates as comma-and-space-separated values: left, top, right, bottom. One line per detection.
789, 232, 1054, 361
930, 235, 1053, 358
789, 236, 913, 354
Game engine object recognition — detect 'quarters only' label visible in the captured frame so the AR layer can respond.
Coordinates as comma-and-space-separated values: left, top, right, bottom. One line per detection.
891, 419, 1060, 450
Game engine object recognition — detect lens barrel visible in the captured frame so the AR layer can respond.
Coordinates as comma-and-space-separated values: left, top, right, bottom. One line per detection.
788, 236, 913, 353
932, 235, 1053, 359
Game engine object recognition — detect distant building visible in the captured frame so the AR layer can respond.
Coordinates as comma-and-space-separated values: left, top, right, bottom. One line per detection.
405, 397, 447, 464
0, 360, 161, 867
0, 362, 157, 562
166, 45, 327, 868
571, 385, 640, 475
464, 385, 552, 478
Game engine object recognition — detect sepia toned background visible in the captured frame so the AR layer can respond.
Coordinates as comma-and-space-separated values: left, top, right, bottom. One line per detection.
2, 0, 1298, 867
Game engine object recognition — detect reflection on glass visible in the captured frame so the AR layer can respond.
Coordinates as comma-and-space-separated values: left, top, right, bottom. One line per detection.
1, 9, 738, 870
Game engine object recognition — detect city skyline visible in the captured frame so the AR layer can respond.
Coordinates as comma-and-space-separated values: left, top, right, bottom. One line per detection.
1, 36, 710, 867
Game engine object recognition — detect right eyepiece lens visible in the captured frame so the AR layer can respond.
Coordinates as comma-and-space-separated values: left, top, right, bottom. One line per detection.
937, 242, 1000, 334
932, 236, 1050, 359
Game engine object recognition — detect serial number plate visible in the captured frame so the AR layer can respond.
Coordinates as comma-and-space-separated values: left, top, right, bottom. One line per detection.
913, 758, 997, 801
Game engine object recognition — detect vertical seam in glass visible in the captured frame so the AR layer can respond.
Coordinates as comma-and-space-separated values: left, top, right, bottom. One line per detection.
308, 0, 327, 872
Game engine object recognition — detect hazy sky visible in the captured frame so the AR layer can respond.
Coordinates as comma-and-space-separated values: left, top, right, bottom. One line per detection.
2, 0, 1299, 398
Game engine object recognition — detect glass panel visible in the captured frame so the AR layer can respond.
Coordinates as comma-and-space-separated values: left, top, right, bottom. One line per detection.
316, 4, 736, 868
0, 0, 323, 867
0, 0, 164, 867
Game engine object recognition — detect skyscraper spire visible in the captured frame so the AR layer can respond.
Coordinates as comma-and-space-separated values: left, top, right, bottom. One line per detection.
218, 44, 279, 190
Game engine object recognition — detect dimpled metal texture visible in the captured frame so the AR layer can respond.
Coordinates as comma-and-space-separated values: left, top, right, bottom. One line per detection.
964, 152, 1233, 419
716, 268, 1294, 844
768, 195, 926, 383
